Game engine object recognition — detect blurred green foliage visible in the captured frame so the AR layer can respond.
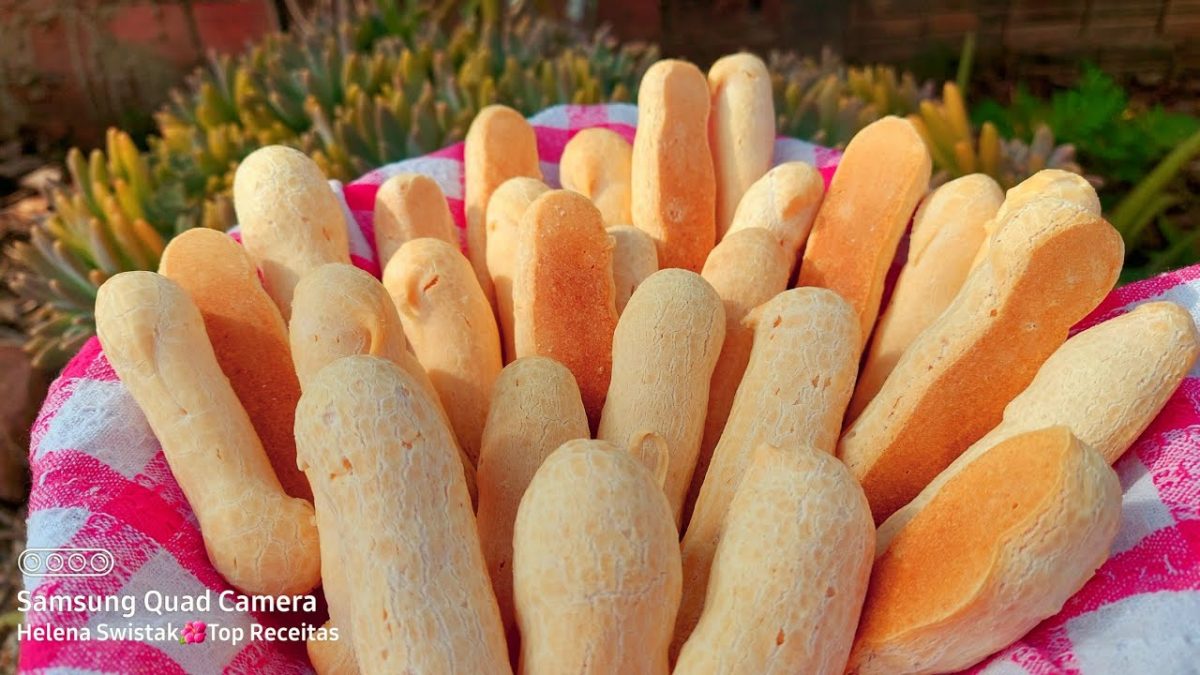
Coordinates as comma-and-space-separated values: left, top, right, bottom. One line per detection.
973, 66, 1199, 187
973, 65, 1200, 279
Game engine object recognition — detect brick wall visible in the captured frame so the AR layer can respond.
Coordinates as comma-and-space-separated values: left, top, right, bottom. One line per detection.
0, 1, 278, 144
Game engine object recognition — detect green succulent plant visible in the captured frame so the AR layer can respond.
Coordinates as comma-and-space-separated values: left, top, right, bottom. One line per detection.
298, 18, 644, 178
7, 2, 656, 370
769, 48, 935, 148
9, 129, 180, 367
910, 82, 1080, 189
769, 55, 1080, 190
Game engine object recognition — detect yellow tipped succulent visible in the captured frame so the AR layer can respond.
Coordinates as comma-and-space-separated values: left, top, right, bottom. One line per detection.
298, 18, 650, 180
5, 3, 656, 369
770, 48, 934, 147
909, 82, 1080, 188
7, 129, 180, 368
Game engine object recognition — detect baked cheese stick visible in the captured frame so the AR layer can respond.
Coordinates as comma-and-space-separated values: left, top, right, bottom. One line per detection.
724, 160, 824, 269
512, 190, 618, 428
632, 59, 716, 272
373, 172, 459, 264
95, 272, 321, 596
795, 116, 931, 348
477, 357, 590, 659
877, 301, 1198, 555
559, 128, 633, 226
296, 356, 510, 674
291, 263, 480, 673
513, 439, 680, 675
608, 225, 660, 314
708, 52, 775, 239
485, 177, 550, 363
233, 145, 350, 320
598, 268, 726, 525
465, 105, 542, 304
675, 444, 873, 675
847, 427, 1120, 675
685, 227, 791, 525
840, 197, 1124, 524
384, 238, 502, 466
676, 287, 859, 654
847, 174, 1003, 423
158, 228, 310, 501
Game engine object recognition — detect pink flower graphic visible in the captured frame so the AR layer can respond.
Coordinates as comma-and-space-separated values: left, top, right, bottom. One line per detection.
180, 621, 207, 644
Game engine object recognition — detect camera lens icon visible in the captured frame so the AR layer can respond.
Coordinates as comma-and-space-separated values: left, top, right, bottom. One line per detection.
20, 548, 114, 577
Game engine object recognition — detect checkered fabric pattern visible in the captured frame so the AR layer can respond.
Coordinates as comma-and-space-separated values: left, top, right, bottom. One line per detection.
22, 104, 1200, 674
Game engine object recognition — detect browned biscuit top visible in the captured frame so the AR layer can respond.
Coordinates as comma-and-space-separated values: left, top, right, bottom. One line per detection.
516, 190, 618, 427
860, 426, 1074, 641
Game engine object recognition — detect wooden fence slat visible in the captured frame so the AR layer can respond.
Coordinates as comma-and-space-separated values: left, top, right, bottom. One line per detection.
1164, 0, 1200, 36
606, 0, 1199, 82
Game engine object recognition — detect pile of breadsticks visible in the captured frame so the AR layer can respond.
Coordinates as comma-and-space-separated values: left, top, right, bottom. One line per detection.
92, 52, 1199, 675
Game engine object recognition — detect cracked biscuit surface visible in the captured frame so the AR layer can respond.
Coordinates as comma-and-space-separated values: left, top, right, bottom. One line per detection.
513, 439, 680, 675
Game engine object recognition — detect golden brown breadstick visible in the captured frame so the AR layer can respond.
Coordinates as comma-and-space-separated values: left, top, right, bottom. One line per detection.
289, 262, 477, 495
847, 427, 1120, 675
232, 145, 350, 320
674, 444, 873, 675
465, 105, 542, 304
559, 128, 633, 226
840, 197, 1124, 524
289, 263, 414, 388
295, 356, 510, 674
95, 272, 320, 596
373, 172, 458, 264
881, 300, 1196, 553
970, 169, 1099, 271
608, 225, 659, 314
383, 238, 502, 466
512, 190, 618, 429
976, 301, 1198, 464
877, 301, 1198, 557
685, 227, 790, 524
795, 116, 931, 347
677, 287, 859, 652
708, 52, 775, 238
724, 160, 824, 265
598, 269, 726, 525
485, 177, 550, 363
632, 59, 716, 272
158, 228, 310, 501
476, 357, 589, 657
291, 263, 480, 674
848, 174, 1003, 422
513, 439, 681, 675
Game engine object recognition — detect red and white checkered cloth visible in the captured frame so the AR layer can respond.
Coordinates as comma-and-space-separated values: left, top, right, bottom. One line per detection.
21, 104, 1200, 674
